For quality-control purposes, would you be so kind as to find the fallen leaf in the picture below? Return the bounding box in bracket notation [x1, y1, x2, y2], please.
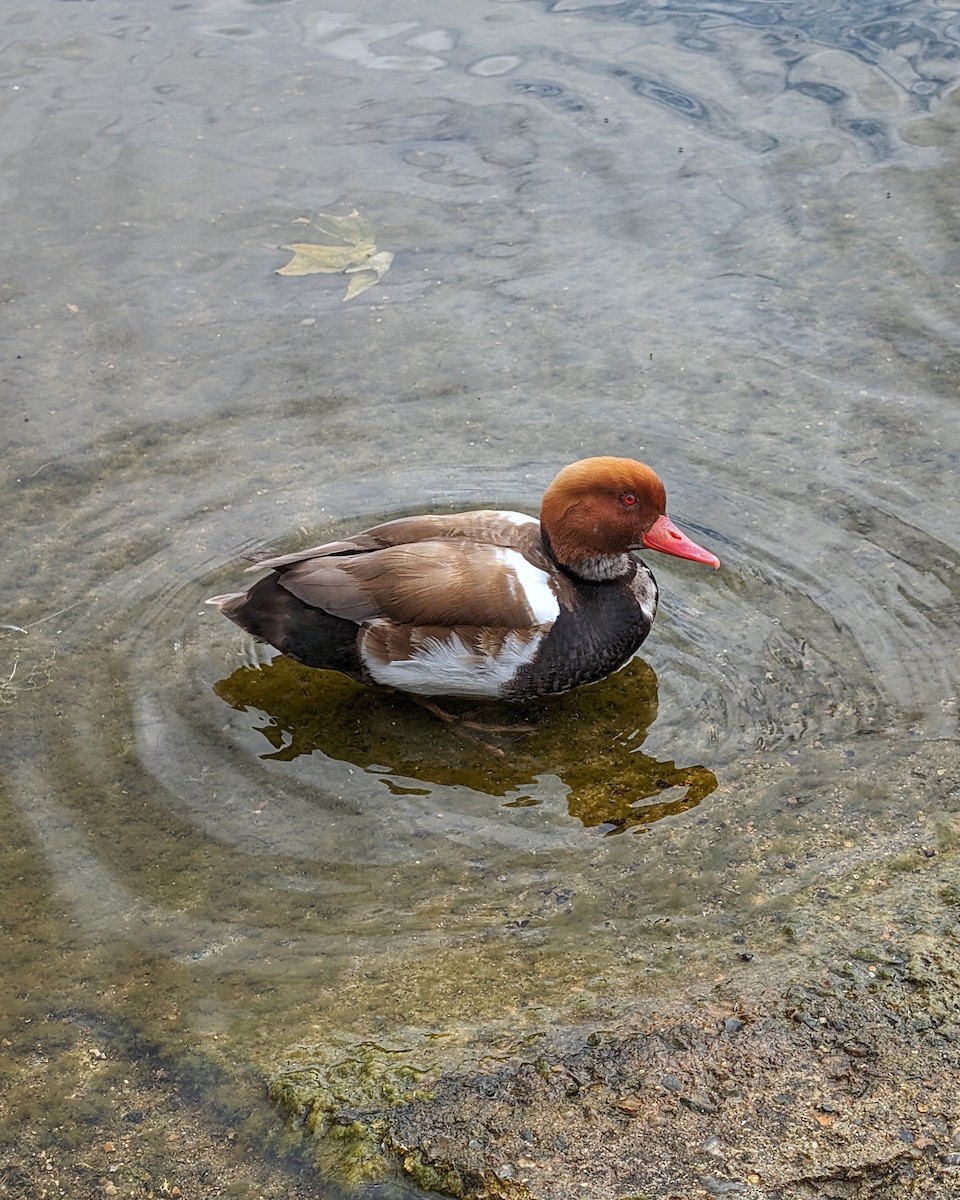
[276, 210, 392, 300]
[312, 209, 374, 247]
[276, 242, 366, 276]
[343, 250, 394, 300]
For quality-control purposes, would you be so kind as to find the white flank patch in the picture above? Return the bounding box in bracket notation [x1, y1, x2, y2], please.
[364, 629, 546, 697]
[632, 564, 659, 627]
[493, 547, 560, 624]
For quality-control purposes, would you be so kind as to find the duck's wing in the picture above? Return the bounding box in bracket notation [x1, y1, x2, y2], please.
[271, 539, 562, 630]
[248, 511, 546, 571]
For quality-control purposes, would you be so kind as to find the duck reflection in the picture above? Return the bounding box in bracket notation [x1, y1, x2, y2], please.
[213, 657, 716, 835]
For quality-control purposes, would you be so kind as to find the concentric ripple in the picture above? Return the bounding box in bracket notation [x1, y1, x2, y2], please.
[6, 416, 957, 905]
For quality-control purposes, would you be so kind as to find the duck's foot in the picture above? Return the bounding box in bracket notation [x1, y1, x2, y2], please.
[459, 712, 536, 734]
[406, 696, 516, 758]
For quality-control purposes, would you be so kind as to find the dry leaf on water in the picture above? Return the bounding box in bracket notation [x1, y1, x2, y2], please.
[276, 209, 393, 300]
[343, 250, 395, 300]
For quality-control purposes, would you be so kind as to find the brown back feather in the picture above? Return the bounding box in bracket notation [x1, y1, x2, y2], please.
[278, 540, 553, 629]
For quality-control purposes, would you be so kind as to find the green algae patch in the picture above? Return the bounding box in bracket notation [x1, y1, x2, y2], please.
[391, 1148, 483, 1199]
[268, 1038, 440, 1186]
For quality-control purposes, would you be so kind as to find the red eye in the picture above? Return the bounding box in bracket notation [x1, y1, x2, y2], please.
[622, 492, 638, 507]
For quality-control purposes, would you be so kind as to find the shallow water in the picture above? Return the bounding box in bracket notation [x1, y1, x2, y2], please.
[2, 0, 959, 1193]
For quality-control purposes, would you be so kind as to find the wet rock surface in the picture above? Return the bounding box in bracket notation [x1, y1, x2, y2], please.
[384, 949, 960, 1199]
[274, 934, 960, 1199]
[270, 747, 960, 1199]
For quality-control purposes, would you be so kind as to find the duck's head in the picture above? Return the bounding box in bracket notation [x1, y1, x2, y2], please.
[540, 456, 720, 578]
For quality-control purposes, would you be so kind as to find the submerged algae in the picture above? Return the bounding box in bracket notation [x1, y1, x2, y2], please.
[268, 1041, 440, 1188]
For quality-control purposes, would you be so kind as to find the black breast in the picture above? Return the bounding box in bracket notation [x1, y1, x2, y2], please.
[504, 568, 656, 699]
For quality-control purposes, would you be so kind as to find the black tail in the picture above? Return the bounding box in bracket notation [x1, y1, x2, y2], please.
[208, 573, 363, 678]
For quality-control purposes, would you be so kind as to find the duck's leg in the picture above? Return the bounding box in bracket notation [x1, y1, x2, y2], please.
[459, 708, 537, 734]
[406, 695, 510, 758]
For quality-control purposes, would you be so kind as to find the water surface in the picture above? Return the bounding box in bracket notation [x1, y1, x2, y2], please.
[2, 0, 959, 1193]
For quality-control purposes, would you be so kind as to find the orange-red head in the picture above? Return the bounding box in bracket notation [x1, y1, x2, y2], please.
[540, 456, 719, 571]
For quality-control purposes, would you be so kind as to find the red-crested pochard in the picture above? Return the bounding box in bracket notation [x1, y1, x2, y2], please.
[208, 457, 719, 700]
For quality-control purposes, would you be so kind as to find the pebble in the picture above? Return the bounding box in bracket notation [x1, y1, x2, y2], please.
[702, 1176, 748, 1196]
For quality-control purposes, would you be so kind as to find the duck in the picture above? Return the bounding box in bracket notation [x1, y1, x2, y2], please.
[207, 457, 719, 701]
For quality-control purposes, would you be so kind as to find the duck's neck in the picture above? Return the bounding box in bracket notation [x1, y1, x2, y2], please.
[541, 530, 636, 583]
[567, 552, 637, 582]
